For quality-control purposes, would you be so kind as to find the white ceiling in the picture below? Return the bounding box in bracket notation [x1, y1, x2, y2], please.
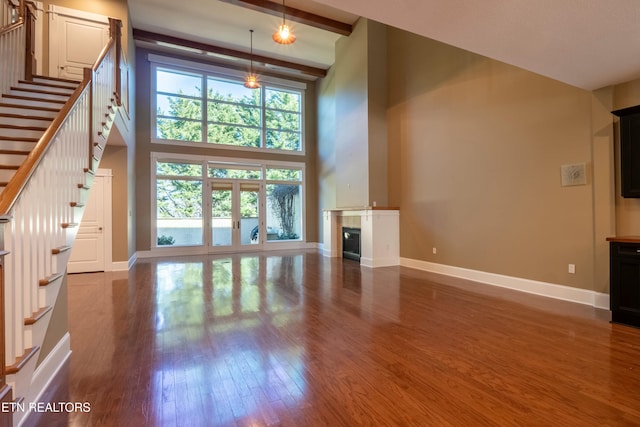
[129, 0, 640, 90]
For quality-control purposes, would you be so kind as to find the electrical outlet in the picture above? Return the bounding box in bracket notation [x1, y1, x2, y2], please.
[432, 247, 437, 254]
[568, 264, 576, 274]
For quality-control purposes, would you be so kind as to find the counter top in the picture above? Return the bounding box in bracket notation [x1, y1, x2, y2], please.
[606, 236, 640, 243]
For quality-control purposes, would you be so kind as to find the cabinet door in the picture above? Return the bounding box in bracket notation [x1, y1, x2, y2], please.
[610, 243, 640, 327]
[621, 113, 640, 198]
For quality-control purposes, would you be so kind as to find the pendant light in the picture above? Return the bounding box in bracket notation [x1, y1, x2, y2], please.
[244, 29, 260, 89]
[273, 0, 296, 45]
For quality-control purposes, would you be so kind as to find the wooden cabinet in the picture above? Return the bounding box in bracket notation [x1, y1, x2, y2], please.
[609, 240, 640, 328]
[612, 105, 640, 198]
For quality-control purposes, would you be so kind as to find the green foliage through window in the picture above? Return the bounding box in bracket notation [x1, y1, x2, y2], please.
[154, 67, 303, 151]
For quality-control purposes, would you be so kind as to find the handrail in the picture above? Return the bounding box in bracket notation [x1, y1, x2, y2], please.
[0, 17, 124, 215]
[0, 80, 90, 215]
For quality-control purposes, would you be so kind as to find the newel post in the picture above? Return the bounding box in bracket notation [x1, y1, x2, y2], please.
[22, 0, 36, 81]
[84, 67, 94, 171]
[109, 18, 123, 106]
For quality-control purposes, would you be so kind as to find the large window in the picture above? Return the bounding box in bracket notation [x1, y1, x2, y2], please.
[152, 154, 304, 249]
[153, 63, 304, 152]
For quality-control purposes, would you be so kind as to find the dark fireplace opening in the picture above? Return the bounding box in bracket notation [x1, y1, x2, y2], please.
[342, 227, 361, 262]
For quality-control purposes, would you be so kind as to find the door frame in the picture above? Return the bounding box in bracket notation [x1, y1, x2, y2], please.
[67, 168, 113, 272]
[47, 5, 109, 79]
[208, 178, 264, 253]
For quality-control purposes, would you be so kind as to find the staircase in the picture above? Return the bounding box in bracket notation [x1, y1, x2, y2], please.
[0, 2, 124, 425]
[0, 76, 78, 192]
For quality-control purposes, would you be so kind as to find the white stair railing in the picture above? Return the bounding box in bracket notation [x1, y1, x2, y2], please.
[4, 86, 91, 362]
[0, 0, 24, 96]
[0, 17, 122, 419]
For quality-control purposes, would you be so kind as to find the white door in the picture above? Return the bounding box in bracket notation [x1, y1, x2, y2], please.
[68, 176, 105, 273]
[48, 6, 109, 81]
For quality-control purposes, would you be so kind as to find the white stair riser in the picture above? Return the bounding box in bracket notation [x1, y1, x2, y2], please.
[0, 106, 58, 118]
[0, 98, 63, 110]
[0, 154, 28, 166]
[0, 169, 18, 181]
[40, 278, 64, 312]
[0, 140, 36, 151]
[0, 116, 51, 127]
[16, 82, 75, 96]
[0, 128, 42, 139]
[32, 78, 78, 90]
[8, 89, 69, 102]
[24, 311, 53, 349]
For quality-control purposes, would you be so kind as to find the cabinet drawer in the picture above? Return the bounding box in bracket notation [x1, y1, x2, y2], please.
[613, 243, 640, 257]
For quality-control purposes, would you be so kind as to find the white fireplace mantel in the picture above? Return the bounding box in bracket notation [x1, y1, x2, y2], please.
[322, 207, 400, 268]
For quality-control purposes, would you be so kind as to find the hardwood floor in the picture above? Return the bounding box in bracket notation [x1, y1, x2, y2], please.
[25, 250, 640, 426]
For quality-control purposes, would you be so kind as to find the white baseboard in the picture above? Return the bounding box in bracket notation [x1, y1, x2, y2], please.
[17, 333, 71, 427]
[136, 242, 320, 259]
[401, 258, 610, 309]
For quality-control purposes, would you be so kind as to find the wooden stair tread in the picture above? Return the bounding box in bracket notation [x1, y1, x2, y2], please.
[0, 103, 59, 112]
[39, 273, 64, 286]
[77, 183, 90, 190]
[0, 136, 38, 142]
[0, 113, 52, 120]
[6, 347, 40, 375]
[1, 94, 66, 104]
[51, 246, 72, 255]
[70, 202, 85, 208]
[0, 165, 19, 170]
[9, 87, 70, 97]
[32, 75, 79, 85]
[24, 306, 53, 326]
[0, 124, 47, 131]
[0, 250, 9, 257]
[0, 149, 31, 155]
[61, 222, 78, 229]
[18, 80, 75, 91]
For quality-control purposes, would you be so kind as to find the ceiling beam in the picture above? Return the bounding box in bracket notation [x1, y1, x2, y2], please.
[219, 0, 353, 36]
[133, 28, 327, 78]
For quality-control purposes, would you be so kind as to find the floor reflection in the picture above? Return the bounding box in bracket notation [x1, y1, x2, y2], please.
[24, 250, 640, 426]
[151, 254, 307, 425]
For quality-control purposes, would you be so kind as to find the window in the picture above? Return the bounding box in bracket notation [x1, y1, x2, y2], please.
[153, 64, 304, 152]
[152, 154, 304, 248]
[265, 167, 302, 241]
[156, 161, 203, 246]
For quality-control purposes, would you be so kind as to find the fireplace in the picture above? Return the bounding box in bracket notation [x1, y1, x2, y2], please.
[342, 227, 361, 262]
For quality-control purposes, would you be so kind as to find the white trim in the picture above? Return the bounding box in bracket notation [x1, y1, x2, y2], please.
[148, 53, 307, 90]
[127, 252, 138, 270]
[47, 5, 110, 23]
[135, 241, 318, 259]
[111, 261, 129, 271]
[148, 57, 306, 155]
[18, 333, 71, 427]
[401, 257, 610, 309]
[96, 169, 113, 272]
[47, 5, 109, 77]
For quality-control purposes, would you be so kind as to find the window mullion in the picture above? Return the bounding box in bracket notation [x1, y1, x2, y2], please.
[261, 87, 266, 149]
[202, 75, 208, 143]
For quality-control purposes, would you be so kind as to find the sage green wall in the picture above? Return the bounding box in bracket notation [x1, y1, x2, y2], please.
[134, 48, 319, 251]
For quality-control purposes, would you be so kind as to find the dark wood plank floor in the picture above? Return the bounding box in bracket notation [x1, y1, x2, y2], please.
[25, 250, 640, 426]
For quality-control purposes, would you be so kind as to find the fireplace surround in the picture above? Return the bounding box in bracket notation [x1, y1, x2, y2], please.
[322, 207, 399, 267]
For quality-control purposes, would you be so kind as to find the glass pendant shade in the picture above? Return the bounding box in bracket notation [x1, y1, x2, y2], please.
[244, 29, 260, 89]
[273, 0, 296, 45]
[273, 24, 296, 44]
